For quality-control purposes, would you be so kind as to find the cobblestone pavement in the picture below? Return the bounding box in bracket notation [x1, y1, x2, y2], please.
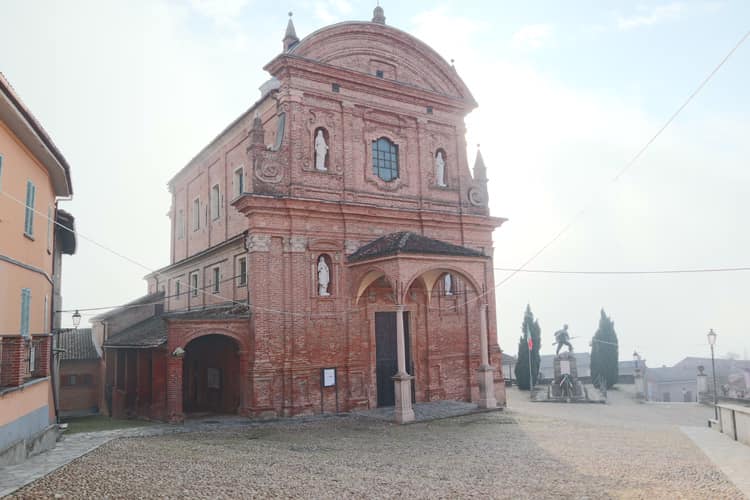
[353, 400, 494, 421]
[10, 394, 745, 499]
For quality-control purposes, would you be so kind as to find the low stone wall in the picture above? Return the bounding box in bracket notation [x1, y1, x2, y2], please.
[715, 403, 750, 446]
[0, 424, 61, 467]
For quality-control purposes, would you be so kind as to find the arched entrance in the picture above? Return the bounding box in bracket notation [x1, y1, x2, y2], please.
[183, 334, 240, 414]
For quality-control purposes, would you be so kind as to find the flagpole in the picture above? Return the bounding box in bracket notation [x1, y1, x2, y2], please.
[528, 331, 533, 398]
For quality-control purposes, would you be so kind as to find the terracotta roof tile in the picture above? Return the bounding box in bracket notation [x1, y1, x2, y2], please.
[58, 328, 100, 361]
[347, 231, 485, 263]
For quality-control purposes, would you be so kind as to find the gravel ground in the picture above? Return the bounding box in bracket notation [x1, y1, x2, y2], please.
[11, 389, 744, 499]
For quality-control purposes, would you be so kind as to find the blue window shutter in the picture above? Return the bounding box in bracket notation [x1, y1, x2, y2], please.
[24, 181, 31, 233]
[21, 288, 31, 337]
[29, 183, 36, 235]
[24, 181, 36, 236]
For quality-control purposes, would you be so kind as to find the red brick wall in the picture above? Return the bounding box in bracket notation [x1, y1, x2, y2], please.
[59, 360, 101, 415]
[143, 21, 506, 420]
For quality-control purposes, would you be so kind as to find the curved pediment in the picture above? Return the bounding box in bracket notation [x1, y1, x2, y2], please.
[289, 22, 475, 105]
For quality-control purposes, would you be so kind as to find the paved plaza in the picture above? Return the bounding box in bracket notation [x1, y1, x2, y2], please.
[5, 387, 748, 499]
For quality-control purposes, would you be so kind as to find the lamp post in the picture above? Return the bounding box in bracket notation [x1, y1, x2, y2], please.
[72, 310, 81, 330]
[707, 329, 718, 420]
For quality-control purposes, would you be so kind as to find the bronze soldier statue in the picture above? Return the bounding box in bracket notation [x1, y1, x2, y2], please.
[554, 324, 574, 355]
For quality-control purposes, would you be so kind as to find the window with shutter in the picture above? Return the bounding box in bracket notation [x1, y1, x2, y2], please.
[24, 181, 36, 236]
[20, 288, 31, 337]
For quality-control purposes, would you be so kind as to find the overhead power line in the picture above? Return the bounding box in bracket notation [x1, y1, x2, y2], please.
[493, 266, 750, 275]
[484, 27, 750, 297]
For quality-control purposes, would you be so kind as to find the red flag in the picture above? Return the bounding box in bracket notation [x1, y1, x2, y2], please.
[527, 336, 533, 350]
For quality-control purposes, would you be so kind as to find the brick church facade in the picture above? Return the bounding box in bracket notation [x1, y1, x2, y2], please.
[101, 7, 506, 423]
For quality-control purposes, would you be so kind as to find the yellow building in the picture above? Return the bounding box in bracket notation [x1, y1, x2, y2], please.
[0, 73, 76, 465]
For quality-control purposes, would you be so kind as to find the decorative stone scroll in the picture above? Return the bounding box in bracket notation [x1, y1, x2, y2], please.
[245, 234, 271, 253]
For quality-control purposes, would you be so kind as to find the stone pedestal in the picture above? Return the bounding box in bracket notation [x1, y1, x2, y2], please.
[550, 352, 584, 400]
[393, 372, 415, 423]
[477, 365, 497, 409]
[635, 369, 646, 399]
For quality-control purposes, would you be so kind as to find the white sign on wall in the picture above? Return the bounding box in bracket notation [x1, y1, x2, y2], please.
[322, 368, 336, 387]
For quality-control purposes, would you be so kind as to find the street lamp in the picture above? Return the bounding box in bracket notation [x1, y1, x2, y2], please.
[72, 310, 81, 330]
[707, 329, 718, 420]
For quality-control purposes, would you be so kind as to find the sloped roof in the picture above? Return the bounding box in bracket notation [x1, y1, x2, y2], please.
[103, 315, 166, 349]
[163, 303, 251, 321]
[92, 291, 164, 322]
[58, 328, 100, 361]
[348, 232, 485, 263]
[0, 72, 72, 196]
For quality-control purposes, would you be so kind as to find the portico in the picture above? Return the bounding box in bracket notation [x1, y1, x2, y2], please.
[349, 231, 500, 423]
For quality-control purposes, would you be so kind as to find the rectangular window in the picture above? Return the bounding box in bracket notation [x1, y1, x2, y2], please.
[29, 342, 36, 373]
[190, 272, 198, 297]
[177, 209, 185, 240]
[212, 267, 220, 293]
[211, 184, 220, 220]
[332, 83, 340, 93]
[24, 180, 36, 237]
[238, 257, 247, 286]
[192, 198, 200, 231]
[233, 167, 244, 198]
[20, 288, 31, 337]
[175, 279, 181, 298]
[69, 374, 77, 386]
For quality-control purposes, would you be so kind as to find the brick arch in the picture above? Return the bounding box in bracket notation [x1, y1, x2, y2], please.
[401, 265, 482, 305]
[181, 329, 248, 353]
[352, 265, 396, 304]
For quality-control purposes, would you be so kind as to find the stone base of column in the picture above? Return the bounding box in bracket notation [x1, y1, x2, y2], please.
[393, 372, 415, 424]
[477, 364, 497, 409]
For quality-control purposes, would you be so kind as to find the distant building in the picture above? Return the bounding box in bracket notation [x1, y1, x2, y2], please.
[57, 329, 102, 417]
[91, 292, 165, 419]
[0, 73, 76, 465]
[646, 357, 750, 402]
[502, 353, 516, 383]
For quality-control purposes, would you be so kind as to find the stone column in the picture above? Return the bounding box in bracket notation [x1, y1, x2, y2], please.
[477, 304, 497, 409]
[635, 368, 646, 400]
[166, 353, 184, 424]
[393, 305, 414, 424]
[238, 350, 251, 416]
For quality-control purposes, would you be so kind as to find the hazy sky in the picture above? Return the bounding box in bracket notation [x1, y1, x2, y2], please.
[1, 1, 748, 366]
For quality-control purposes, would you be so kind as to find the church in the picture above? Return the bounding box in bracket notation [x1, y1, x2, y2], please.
[98, 6, 507, 423]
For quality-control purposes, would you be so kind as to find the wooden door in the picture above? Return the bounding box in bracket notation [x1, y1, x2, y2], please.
[375, 311, 410, 407]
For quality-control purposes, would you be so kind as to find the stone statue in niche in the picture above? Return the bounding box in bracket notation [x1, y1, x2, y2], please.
[435, 151, 446, 187]
[444, 273, 452, 295]
[318, 256, 330, 296]
[315, 129, 328, 171]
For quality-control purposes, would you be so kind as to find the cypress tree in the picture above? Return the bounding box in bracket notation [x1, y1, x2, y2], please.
[514, 305, 542, 390]
[590, 309, 619, 389]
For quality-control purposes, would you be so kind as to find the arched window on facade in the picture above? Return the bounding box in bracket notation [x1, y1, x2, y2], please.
[317, 254, 333, 296]
[372, 137, 399, 182]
